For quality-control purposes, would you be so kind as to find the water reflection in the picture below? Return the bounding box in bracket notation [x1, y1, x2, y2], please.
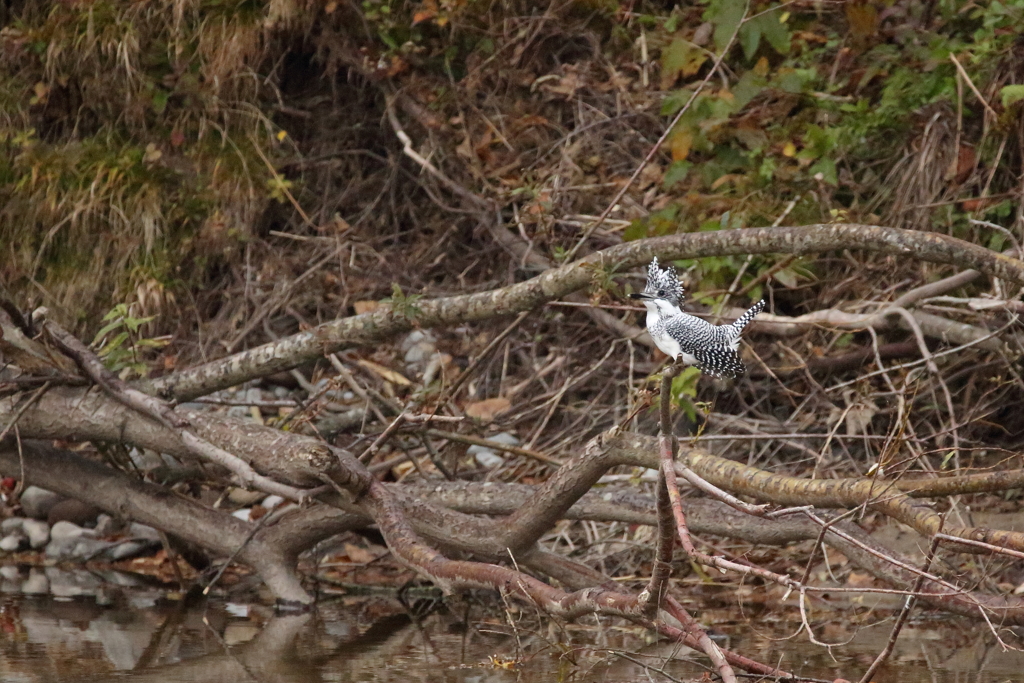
[0, 566, 1021, 682]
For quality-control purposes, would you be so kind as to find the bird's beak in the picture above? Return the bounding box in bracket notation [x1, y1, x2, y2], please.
[630, 292, 652, 300]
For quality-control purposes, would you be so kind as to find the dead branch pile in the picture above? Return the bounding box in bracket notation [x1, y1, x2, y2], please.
[3, 1, 1024, 679]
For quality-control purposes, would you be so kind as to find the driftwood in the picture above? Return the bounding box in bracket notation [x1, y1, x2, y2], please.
[2, 226, 1024, 679]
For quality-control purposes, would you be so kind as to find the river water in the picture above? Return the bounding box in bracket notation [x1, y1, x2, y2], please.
[0, 567, 1020, 682]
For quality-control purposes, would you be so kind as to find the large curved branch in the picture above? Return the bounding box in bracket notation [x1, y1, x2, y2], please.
[0, 386, 370, 494]
[0, 440, 331, 606]
[152, 225, 1024, 400]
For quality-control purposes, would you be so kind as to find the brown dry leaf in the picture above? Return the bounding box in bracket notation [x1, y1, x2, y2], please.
[669, 126, 692, 162]
[845, 571, 873, 588]
[353, 300, 379, 314]
[412, 0, 437, 24]
[356, 359, 411, 386]
[344, 542, 377, 564]
[465, 397, 511, 421]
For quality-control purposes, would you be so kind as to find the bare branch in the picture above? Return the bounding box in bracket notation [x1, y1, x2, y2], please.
[152, 225, 1024, 401]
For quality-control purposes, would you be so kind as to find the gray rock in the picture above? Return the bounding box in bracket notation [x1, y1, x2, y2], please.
[400, 330, 435, 353]
[46, 522, 103, 561]
[1, 517, 24, 534]
[22, 519, 49, 549]
[94, 514, 127, 536]
[49, 521, 90, 544]
[128, 447, 164, 470]
[0, 566, 21, 581]
[19, 486, 62, 520]
[226, 405, 250, 419]
[468, 432, 520, 469]
[402, 330, 438, 374]
[46, 537, 113, 562]
[471, 447, 503, 469]
[0, 532, 26, 552]
[487, 432, 521, 447]
[105, 539, 159, 561]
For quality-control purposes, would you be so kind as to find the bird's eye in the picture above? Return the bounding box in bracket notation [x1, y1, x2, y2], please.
[657, 289, 665, 296]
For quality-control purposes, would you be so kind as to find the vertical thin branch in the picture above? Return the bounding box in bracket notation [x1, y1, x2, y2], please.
[857, 524, 943, 683]
[640, 472, 675, 617]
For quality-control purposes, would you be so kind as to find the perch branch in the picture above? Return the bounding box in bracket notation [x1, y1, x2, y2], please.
[152, 225, 1024, 401]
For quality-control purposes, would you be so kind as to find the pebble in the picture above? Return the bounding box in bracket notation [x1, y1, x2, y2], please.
[23, 519, 50, 549]
[19, 487, 62, 520]
[126, 523, 161, 542]
[46, 522, 104, 562]
[402, 330, 438, 374]
[47, 499, 102, 527]
[227, 488, 265, 506]
[49, 521, 91, 544]
[232, 508, 253, 522]
[0, 532, 26, 552]
[106, 539, 158, 562]
[95, 514, 126, 536]
[226, 405, 250, 419]
[468, 432, 520, 469]
[128, 447, 164, 470]
[1, 517, 24, 534]
[261, 495, 285, 510]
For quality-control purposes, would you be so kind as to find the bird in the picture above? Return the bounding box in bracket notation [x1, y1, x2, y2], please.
[630, 257, 764, 378]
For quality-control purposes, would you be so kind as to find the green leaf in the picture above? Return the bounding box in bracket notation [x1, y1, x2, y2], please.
[809, 157, 837, 185]
[661, 39, 707, 89]
[1000, 84, 1024, 107]
[705, 0, 746, 53]
[623, 220, 648, 242]
[758, 9, 791, 55]
[99, 331, 130, 357]
[152, 90, 169, 114]
[92, 319, 124, 345]
[739, 21, 761, 61]
[102, 304, 128, 322]
[663, 160, 692, 189]
[124, 315, 155, 333]
[671, 366, 702, 400]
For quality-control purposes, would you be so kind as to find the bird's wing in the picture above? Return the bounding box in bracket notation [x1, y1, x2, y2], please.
[662, 314, 716, 354]
[693, 346, 746, 379]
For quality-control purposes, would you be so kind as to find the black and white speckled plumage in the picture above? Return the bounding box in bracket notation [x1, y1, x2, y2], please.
[633, 259, 764, 378]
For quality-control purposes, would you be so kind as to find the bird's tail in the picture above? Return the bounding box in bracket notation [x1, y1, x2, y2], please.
[729, 299, 765, 338]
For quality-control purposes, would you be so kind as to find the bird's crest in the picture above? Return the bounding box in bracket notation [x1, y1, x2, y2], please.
[643, 257, 685, 305]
